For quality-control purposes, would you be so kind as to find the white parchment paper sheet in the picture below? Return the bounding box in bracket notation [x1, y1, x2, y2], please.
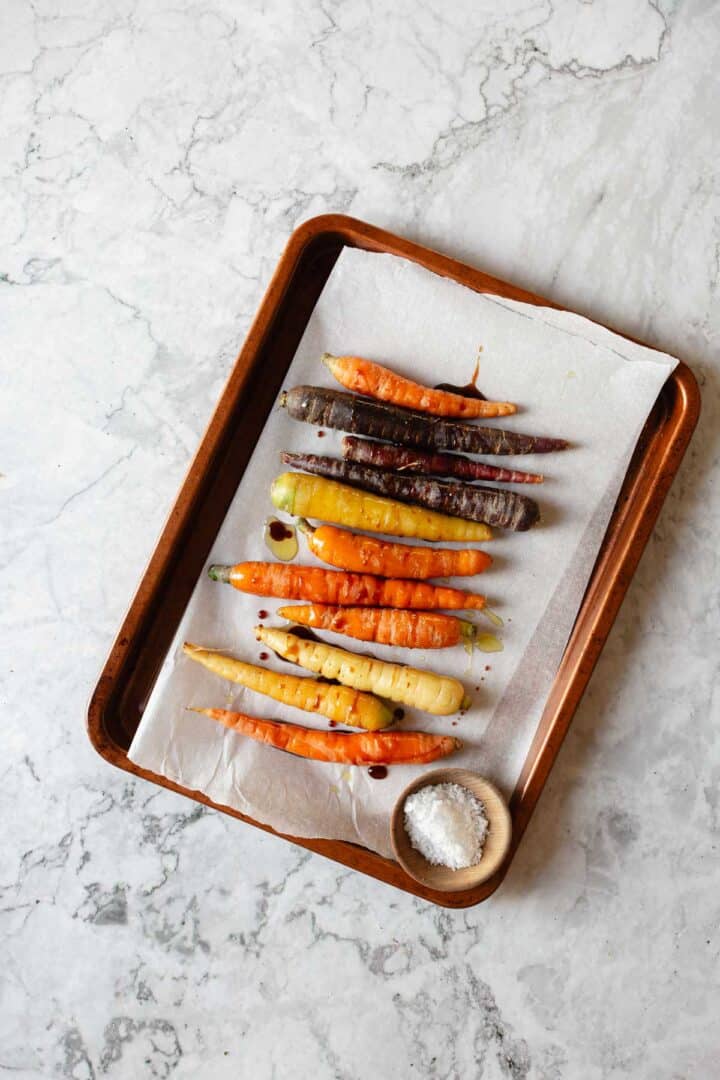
[129, 248, 677, 858]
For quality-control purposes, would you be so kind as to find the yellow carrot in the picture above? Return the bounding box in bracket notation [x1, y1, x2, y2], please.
[271, 472, 492, 542]
[182, 643, 392, 730]
[255, 627, 467, 716]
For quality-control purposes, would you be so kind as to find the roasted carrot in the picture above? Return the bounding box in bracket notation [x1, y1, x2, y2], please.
[182, 642, 393, 730]
[271, 472, 492, 542]
[297, 520, 491, 578]
[342, 437, 544, 484]
[256, 626, 466, 715]
[282, 453, 540, 531]
[280, 603, 476, 649]
[208, 562, 487, 610]
[321, 352, 517, 418]
[191, 708, 461, 764]
[280, 386, 567, 455]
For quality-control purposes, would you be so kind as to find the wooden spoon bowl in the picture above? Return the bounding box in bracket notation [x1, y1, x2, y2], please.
[390, 769, 512, 893]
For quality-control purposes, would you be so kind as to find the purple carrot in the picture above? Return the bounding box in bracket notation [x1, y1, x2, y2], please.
[342, 436, 544, 484]
[280, 385, 567, 455]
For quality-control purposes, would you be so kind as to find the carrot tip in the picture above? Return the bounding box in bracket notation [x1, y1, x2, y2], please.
[208, 564, 231, 583]
[320, 352, 335, 366]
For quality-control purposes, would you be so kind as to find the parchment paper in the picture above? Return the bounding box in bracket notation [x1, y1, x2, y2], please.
[128, 248, 677, 858]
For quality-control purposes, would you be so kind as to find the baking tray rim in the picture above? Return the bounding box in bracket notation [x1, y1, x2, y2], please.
[86, 213, 700, 909]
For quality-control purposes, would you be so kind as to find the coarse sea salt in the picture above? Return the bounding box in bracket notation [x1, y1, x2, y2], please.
[403, 782, 488, 869]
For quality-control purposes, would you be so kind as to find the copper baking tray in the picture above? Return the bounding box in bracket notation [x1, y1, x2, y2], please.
[87, 214, 700, 908]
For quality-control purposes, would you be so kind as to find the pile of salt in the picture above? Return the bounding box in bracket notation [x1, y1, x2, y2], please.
[403, 782, 488, 870]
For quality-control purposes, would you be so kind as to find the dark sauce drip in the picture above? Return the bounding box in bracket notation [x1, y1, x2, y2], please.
[368, 765, 388, 780]
[268, 520, 294, 542]
[259, 651, 269, 661]
[317, 430, 326, 438]
[435, 380, 487, 400]
[393, 708, 405, 723]
[288, 625, 322, 643]
[258, 609, 269, 620]
[434, 358, 486, 400]
[328, 720, 337, 728]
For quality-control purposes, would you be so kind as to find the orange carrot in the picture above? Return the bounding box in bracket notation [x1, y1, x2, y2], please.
[279, 604, 476, 649]
[209, 562, 487, 610]
[298, 520, 491, 578]
[322, 352, 517, 418]
[191, 707, 461, 764]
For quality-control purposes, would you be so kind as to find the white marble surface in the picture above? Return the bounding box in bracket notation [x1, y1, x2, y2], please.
[2, 0, 718, 1076]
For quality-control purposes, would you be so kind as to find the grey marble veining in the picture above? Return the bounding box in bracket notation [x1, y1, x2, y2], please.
[2, 1, 719, 1077]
